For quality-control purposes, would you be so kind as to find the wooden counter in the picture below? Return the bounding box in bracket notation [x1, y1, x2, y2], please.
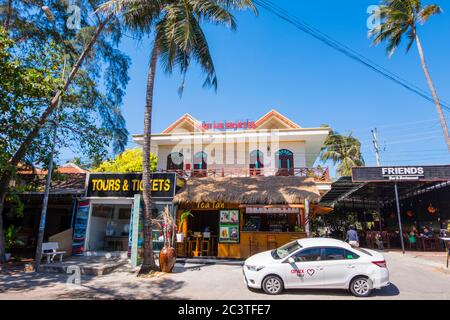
[218, 231, 306, 259]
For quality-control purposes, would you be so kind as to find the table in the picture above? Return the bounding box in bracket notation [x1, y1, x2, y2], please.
[419, 236, 441, 251]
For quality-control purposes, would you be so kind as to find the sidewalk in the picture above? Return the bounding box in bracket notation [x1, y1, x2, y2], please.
[386, 250, 449, 273]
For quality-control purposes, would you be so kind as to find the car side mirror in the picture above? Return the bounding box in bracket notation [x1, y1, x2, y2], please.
[288, 257, 295, 264]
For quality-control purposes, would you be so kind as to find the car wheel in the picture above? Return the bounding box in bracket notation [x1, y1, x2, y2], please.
[350, 276, 372, 297]
[262, 275, 284, 295]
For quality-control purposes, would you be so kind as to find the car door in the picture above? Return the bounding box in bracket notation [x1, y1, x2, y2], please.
[320, 247, 360, 288]
[281, 247, 325, 289]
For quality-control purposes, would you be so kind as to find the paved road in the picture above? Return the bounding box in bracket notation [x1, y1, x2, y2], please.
[0, 252, 449, 300]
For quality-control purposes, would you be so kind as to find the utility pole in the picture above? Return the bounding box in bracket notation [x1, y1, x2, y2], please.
[371, 128, 382, 166]
[34, 85, 65, 271]
[34, 40, 67, 271]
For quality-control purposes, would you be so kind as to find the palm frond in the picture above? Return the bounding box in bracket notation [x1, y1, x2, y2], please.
[417, 4, 442, 25]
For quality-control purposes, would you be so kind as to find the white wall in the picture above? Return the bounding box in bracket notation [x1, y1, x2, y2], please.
[154, 140, 307, 173]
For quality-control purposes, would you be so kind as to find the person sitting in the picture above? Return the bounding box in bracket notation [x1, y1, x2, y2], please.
[375, 233, 384, 250]
[421, 227, 433, 239]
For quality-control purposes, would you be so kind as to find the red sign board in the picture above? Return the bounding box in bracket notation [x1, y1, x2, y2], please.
[198, 120, 257, 131]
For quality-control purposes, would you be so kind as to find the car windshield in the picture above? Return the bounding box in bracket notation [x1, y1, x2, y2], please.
[271, 241, 302, 260]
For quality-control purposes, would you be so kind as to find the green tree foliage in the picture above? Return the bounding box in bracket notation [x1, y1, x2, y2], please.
[94, 148, 158, 173]
[310, 212, 359, 239]
[0, 0, 130, 156]
[0, 27, 115, 175]
[320, 129, 365, 177]
[0, 30, 57, 174]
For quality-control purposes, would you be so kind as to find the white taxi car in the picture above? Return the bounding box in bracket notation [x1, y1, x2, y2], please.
[243, 238, 389, 297]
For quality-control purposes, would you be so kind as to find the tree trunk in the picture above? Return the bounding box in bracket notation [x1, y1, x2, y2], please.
[415, 33, 450, 151]
[138, 40, 159, 275]
[0, 14, 113, 264]
[0, 176, 7, 264]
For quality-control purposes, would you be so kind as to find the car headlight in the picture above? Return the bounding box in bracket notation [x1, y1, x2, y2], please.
[246, 265, 265, 272]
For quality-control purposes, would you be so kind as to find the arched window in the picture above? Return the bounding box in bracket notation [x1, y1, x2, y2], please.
[249, 150, 264, 176]
[167, 152, 184, 171]
[193, 151, 207, 176]
[276, 149, 294, 176]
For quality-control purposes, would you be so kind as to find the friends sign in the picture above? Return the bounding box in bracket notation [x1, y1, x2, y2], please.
[352, 165, 450, 182]
[86, 172, 177, 200]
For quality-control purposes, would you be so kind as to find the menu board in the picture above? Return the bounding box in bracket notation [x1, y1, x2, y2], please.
[219, 210, 240, 244]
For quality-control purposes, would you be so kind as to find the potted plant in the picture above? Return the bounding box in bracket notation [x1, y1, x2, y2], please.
[176, 211, 193, 242]
[5, 225, 24, 262]
[159, 206, 177, 273]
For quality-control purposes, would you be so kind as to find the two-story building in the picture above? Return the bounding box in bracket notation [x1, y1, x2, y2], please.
[132, 110, 333, 259]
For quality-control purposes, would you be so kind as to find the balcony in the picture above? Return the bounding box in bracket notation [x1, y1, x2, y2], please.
[164, 167, 330, 182]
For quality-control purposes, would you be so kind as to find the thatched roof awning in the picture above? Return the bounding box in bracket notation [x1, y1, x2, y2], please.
[173, 176, 320, 205]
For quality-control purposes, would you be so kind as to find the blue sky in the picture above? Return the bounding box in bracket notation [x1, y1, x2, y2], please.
[105, 1, 450, 176]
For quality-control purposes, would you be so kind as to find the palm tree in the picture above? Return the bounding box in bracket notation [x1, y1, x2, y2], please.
[369, 0, 450, 151]
[320, 131, 365, 177]
[99, 0, 256, 274]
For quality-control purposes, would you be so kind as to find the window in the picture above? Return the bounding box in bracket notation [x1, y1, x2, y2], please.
[345, 250, 359, 260]
[91, 205, 114, 219]
[167, 152, 184, 171]
[194, 151, 207, 170]
[292, 247, 322, 262]
[352, 247, 372, 256]
[272, 240, 302, 260]
[323, 247, 345, 260]
[276, 149, 294, 175]
[323, 247, 360, 260]
[249, 150, 264, 175]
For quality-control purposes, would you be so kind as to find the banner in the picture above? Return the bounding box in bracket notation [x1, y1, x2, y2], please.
[72, 201, 90, 255]
[219, 210, 240, 244]
[129, 194, 144, 267]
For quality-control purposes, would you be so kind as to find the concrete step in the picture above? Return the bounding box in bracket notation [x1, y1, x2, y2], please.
[39, 258, 129, 276]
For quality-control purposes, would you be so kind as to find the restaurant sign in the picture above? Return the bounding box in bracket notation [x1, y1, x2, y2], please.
[352, 165, 450, 182]
[197, 120, 256, 131]
[86, 172, 177, 200]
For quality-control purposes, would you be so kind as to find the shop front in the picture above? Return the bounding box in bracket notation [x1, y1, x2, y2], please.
[72, 172, 181, 256]
[319, 165, 450, 252]
[173, 176, 321, 259]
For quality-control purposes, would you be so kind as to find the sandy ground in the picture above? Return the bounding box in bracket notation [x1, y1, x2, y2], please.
[0, 251, 449, 300]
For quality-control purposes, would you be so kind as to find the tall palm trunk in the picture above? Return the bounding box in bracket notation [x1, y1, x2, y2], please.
[0, 14, 112, 264]
[415, 33, 450, 151]
[139, 40, 159, 275]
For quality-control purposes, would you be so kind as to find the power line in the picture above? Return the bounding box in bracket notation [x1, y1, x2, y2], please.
[253, 0, 450, 113]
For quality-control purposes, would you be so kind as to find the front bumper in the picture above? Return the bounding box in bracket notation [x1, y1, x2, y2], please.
[243, 266, 263, 289]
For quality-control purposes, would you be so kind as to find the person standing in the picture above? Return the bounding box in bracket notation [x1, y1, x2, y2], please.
[346, 225, 360, 247]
